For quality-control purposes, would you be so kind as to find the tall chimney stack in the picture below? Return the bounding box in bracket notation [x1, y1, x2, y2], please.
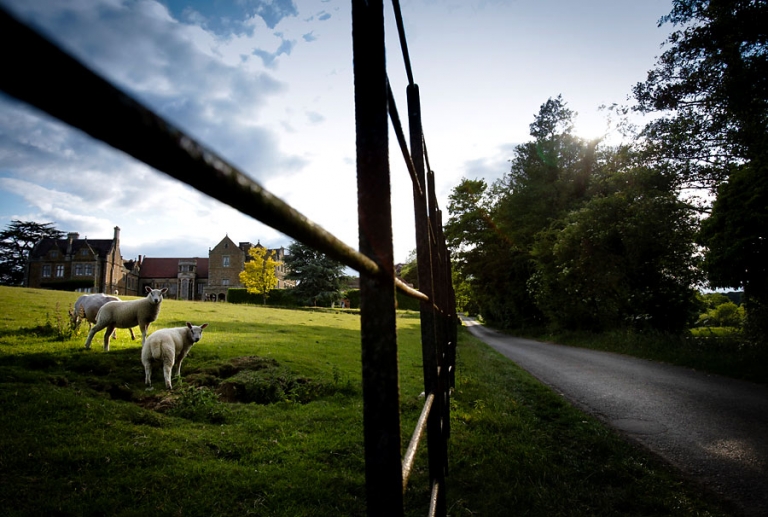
[66, 232, 79, 255]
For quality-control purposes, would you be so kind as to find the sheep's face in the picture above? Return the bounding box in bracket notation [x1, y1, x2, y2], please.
[144, 287, 168, 305]
[186, 322, 209, 343]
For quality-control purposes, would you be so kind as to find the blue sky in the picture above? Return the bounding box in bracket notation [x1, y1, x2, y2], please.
[0, 0, 673, 264]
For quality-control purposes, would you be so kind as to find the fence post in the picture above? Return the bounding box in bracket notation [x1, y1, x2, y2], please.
[407, 84, 447, 514]
[352, 1, 404, 516]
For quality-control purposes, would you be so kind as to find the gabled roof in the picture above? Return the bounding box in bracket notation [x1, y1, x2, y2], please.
[211, 235, 239, 253]
[140, 257, 209, 279]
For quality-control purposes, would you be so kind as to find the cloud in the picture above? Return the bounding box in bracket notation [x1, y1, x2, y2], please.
[161, 0, 299, 35]
[252, 36, 296, 68]
[461, 142, 518, 184]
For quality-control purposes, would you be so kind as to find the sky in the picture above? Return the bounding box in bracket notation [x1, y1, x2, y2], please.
[0, 0, 675, 266]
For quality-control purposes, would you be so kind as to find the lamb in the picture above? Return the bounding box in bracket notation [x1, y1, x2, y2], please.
[142, 322, 208, 390]
[69, 293, 136, 341]
[83, 286, 168, 351]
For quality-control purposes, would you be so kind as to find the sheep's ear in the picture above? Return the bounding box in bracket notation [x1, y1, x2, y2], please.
[145, 286, 151, 293]
[160, 288, 168, 294]
[201, 323, 208, 329]
[186, 322, 192, 329]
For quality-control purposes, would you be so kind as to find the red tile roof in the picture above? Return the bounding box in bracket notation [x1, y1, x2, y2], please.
[140, 258, 209, 279]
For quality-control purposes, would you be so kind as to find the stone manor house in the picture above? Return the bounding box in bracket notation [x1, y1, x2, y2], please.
[25, 228, 293, 302]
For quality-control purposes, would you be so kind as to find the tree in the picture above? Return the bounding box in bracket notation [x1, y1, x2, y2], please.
[284, 241, 345, 307]
[445, 177, 537, 327]
[633, 0, 768, 338]
[698, 164, 768, 338]
[238, 246, 281, 305]
[529, 163, 702, 333]
[0, 220, 64, 286]
[447, 96, 701, 332]
[633, 0, 768, 190]
[398, 249, 419, 288]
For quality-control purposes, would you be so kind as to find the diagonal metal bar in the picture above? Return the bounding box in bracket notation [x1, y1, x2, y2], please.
[401, 392, 434, 492]
[391, 0, 415, 85]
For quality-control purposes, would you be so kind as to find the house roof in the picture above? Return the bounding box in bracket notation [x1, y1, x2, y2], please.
[30, 238, 114, 259]
[140, 257, 209, 279]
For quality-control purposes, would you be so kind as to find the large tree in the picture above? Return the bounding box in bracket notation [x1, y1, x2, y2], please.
[0, 220, 64, 286]
[239, 246, 281, 305]
[446, 96, 701, 332]
[633, 0, 768, 337]
[284, 241, 345, 307]
[530, 163, 702, 332]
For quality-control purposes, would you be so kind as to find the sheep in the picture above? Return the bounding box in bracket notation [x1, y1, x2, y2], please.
[69, 293, 136, 341]
[83, 286, 168, 351]
[142, 322, 208, 390]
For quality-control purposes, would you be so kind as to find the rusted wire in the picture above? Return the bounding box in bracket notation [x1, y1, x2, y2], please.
[401, 392, 434, 492]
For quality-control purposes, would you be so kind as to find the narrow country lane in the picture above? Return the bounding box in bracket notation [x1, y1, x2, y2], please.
[461, 317, 768, 517]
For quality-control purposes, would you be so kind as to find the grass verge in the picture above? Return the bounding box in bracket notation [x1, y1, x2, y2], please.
[521, 327, 768, 384]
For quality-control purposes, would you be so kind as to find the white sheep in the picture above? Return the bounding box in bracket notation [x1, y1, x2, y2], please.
[83, 286, 168, 351]
[142, 322, 208, 390]
[69, 293, 136, 341]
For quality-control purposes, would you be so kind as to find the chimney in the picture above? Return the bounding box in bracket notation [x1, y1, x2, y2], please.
[113, 226, 121, 243]
[66, 232, 79, 255]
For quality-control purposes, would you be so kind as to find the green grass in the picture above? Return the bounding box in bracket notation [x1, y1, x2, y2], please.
[0, 287, 733, 516]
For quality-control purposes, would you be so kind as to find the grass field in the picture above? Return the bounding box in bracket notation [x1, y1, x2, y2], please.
[0, 286, 734, 516]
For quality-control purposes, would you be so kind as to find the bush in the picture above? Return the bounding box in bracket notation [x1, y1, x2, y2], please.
[227, 288, 299, 307]
[343, 289, 420, 311]
[167, 385, 228, 423]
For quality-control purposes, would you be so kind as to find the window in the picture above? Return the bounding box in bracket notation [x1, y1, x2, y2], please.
[55, 264, 65, 278]
[74, 264, 83, 276]
[50, 250, 58, 258]
[222, 255, 230, 267]
[222, 279, 230, 286]
[84, 264, 93, 276]
[42, 264, 51, 278]
[81, 249, 89, 256]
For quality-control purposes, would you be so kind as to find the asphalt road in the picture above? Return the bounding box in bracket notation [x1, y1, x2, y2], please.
[462, 317, 768, 517]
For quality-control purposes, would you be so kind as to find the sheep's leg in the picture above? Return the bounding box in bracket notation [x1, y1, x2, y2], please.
[129, 328, 136, 341]
[162, 344, 174, 389]
[103, 324, 116, 352]
[141, 343, 152, 386]
[162, 360, 174, 390]
[174, 350, 189, 380]
[140, 324, 150, 347]
[84, 321, 108, 350]
[143, 360, 152, 386]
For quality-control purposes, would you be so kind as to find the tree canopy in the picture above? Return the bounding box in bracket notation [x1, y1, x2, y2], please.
[238, 246, 281, 305]
[0, 220, 64, 286]
[446, 97, 701, 332]
[284, 241, 345, 307]
[633, 0, 768, 190]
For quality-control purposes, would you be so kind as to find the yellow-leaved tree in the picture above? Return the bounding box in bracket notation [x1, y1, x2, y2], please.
[239, 246, 281, 305]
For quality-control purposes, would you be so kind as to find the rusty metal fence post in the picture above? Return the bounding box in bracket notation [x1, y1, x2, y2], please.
[352, 1, 404, 516]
